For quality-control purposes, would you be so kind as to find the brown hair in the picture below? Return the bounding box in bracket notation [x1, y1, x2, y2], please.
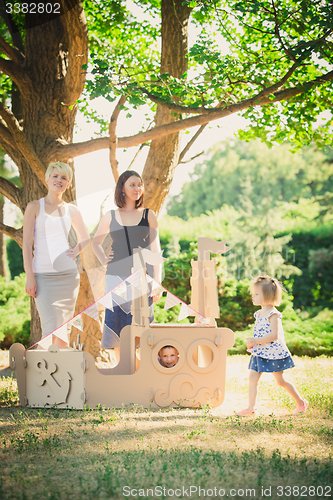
[251, 276, 284, 306]
[158, 345, 179, 357]
[114, 170, 144, 208]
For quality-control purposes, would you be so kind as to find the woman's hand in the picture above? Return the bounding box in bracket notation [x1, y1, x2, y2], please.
[25, 276, 37, 298]
[152, 291, 163, 303]
[105, 248, 114, 264]
[66, 248, 77, 261]
[92, 211, 112, 266]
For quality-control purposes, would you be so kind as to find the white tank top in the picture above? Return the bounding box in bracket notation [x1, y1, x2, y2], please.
[33, 198, 77, 273]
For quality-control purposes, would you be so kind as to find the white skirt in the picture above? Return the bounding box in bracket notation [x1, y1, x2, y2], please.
[34, 270, 80, 336]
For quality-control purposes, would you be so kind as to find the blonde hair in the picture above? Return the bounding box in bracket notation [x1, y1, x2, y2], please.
[45, 162, 73, 184]
[251, 276, 284, 306]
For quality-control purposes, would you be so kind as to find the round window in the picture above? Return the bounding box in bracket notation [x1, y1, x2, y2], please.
[187, 340, 220, 373]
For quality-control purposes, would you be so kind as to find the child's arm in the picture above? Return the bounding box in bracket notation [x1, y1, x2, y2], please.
[247, 314, 279, 348]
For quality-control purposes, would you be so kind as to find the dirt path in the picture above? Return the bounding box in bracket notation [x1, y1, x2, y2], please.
[0, 351, 12, 378]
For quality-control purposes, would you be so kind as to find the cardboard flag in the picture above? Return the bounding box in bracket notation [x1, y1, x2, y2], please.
[83, 302, 100, 322]
[178, 302, 192, 322]
[113, 280, 127, 300]
[52, 324, 69, 343]
[197, 314, 210, 326]
[188, 306, 196, 317]
[151, 283, 164, 297]
[37, 334, 53, 349]
[126, 271, 141, 289]
[164, 291, 181, 310]
[97, 292, 113, 311]
[69, 314, 83, 331]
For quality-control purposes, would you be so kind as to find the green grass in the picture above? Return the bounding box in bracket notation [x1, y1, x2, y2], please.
[0, 356, 332, 500]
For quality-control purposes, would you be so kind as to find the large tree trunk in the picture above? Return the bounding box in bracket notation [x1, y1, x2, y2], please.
[13, 6, 88, 345]
[0, 196, 8, 277]
[143, 0, 191, 214]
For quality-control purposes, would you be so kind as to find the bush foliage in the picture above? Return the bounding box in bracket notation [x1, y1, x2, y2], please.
[158, 225, 333, 357]
[2, 216, 332, 356]
[0, 274, 30, 347]
[283, 226, 333, 310]
[6, 239, 24, 279]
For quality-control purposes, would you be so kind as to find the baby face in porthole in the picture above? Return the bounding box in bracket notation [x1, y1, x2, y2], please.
[158, 346, 179, 368]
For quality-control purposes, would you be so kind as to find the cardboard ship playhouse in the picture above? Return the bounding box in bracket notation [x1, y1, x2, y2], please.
[9, 237, 235, 409]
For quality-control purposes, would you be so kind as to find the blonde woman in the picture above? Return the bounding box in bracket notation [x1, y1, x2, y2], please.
[23, 162, 89, 341]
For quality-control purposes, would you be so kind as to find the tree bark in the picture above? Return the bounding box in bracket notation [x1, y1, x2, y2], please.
[1, 1, 332, 352]
[0, 196, 8, 278]
[30, 296, 42, 346]
[143, 0, 192, 214]
[0, 4, 89, 345]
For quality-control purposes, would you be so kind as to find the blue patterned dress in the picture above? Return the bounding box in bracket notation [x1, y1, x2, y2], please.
[248, 308, 295, 372]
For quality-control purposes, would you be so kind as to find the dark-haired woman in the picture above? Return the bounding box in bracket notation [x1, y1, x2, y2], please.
[92, 170, 161, 363]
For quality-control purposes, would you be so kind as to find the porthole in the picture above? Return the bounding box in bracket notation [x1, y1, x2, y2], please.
[187, 339, 220, 374]
[152, 339, 184, 373]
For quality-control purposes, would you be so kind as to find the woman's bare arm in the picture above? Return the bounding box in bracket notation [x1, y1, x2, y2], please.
[92, 211, 112, 266]
[23, 201, 39, 297]
[68, 205, 90, 259]
[148, 209, 162, 283]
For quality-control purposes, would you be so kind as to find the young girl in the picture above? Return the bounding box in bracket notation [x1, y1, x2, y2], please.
[236, 276, 308, 416]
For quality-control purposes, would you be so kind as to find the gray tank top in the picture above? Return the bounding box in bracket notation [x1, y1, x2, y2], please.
[106, 208, 153, 277]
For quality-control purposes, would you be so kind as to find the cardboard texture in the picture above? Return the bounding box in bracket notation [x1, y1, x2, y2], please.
[10, 238, 235, 409]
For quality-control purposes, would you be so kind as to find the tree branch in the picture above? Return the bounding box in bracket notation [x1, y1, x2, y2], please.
[0, 0, 24, 53]
[109, 95, 126, 183]
[0, 175, 21, 206]
[178, 124, 207, 163]
[0, 57, 31, 94]
[0, 34, 24, 64]
[271, 0, 296, 62]
[268, 69, 333, 102]
[138, 87, 215, 114]
[0, 118, 16, 150]
[127, 143, 149, 170]
[179, 151, 204, 164]
[61, 0, 88, 101]
[0, 222, 22, 247]
[0, 103, 47, 184]
[253, 61, 301, 101]
[50, 69, 333, 159]
[135, 59, 301, 116]
[0, 120, 25, 168]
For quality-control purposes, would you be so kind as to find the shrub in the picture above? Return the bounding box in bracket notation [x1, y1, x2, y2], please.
[0, 274, 30, 347]
[154, 296, 190, 325]
[281, 225, 333, 310]
[6, 239, 24, 279]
